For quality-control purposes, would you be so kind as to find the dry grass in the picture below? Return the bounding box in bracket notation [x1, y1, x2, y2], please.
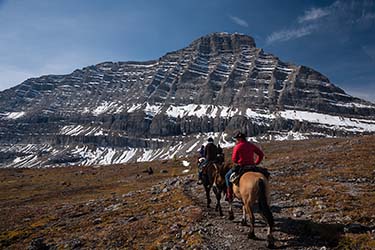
[1, 135, 374, 249]
[0, 160, 201, 249]
[260, 135, 375, 248]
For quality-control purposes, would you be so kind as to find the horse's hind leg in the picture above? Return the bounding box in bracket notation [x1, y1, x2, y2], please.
[244, 202, 256, 239]
[228, 201, 234, 220]
[213, 186, 219, 212]
[216, 188, 223, 216]
[258, 180, 275, 248]
[205, 186, 211, 208]
[214, 187, 223, 216]
[241, 205, 247, 226]
[260, 205, 274, 248]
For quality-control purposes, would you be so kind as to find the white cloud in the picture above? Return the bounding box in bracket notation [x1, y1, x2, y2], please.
[266, 0, 375, 44]
[266, 25, 316, 44]
[329, 0, 375, 26]
[357, 12, 375, 24]
[266, 5, 330, 44]
[229, 15, 249, 27]
[298, 7, 330, 23]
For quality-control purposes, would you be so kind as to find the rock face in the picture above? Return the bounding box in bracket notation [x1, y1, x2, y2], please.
[1, 32, 375, 167]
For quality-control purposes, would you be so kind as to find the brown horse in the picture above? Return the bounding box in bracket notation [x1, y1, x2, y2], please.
[199, 158, 227, 216]
[228, 171, 275, 248]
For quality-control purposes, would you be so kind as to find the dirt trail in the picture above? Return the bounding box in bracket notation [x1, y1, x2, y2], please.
[184, 180, 332, 250]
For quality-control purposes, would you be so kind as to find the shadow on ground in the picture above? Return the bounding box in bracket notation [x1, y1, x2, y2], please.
[274, 217, 372, 249]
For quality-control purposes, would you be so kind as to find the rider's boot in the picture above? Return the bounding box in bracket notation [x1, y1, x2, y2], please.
[225, 186, 233, 202]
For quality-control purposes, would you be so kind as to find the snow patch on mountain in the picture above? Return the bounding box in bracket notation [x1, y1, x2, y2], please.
[144, 103, 163, 117]
[60, 125, 109, 136]
[2, 111, 26, 120]
[92, 101, 121, 115]
[278, 110, 375, 132]
[125, 102, 375, 132]
[331, 102, 375, 109]
[127, 103, 142, 113]
[165, 104, 247, 118]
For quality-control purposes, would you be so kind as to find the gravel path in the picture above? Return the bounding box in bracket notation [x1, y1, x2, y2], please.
[183, 180, 331, 250]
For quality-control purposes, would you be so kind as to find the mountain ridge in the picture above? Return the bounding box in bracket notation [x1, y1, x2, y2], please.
[1, 32, 375, 167]
[1, 32, 374, 116]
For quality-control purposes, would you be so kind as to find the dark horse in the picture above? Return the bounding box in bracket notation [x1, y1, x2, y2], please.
[198, 158, 228, 216]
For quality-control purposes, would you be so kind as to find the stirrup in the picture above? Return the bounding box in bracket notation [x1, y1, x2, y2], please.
[229, 172, 239, 183]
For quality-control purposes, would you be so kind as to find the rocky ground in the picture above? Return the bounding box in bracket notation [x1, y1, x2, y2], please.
[1, 135, 375, 249]
[190, 135, 375, 250]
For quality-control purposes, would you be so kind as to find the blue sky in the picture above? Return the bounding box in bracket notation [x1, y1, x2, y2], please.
[1, 0, 375, 101]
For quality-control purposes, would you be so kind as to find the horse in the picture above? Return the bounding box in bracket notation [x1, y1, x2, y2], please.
[198, 158, 227, 216]
[228, 171, 275, 248]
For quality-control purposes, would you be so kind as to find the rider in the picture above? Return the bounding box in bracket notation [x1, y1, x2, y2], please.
[204, 137, 218, 164]
[225, 131, 264, 202]
[198, 137, 218, 184]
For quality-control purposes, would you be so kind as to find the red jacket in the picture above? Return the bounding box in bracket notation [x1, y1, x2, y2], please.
[232, 140, 264, 166]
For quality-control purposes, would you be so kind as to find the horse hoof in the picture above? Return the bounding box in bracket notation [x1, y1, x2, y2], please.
[266, 241, 275, 249]
[248, 232, 256, 240]
[267, 236, 275, 249]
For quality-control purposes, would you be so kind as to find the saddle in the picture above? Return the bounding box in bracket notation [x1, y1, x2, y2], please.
[199, 157, 221, 171]
[229, 165, 270, 186]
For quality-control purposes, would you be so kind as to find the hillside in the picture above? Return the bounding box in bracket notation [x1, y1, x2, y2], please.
[1, 135, 374, 249]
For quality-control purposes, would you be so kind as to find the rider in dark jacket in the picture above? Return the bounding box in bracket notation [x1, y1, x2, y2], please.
[198, 137, 218, 184]
[205, 138, 218, 161]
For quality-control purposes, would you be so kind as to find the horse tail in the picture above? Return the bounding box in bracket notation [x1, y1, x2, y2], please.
[258, 178, 274, 228]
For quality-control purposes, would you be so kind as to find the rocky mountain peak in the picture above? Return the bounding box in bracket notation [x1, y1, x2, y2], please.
[0, 32, 375, 168]
[190, 32, 256, 54]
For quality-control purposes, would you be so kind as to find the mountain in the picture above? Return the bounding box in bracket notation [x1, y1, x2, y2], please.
[1, 32, 375, 167]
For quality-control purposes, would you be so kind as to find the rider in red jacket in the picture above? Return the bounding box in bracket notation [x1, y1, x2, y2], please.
[232, 138, 264, 166]
[225, 132, 264, 201]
